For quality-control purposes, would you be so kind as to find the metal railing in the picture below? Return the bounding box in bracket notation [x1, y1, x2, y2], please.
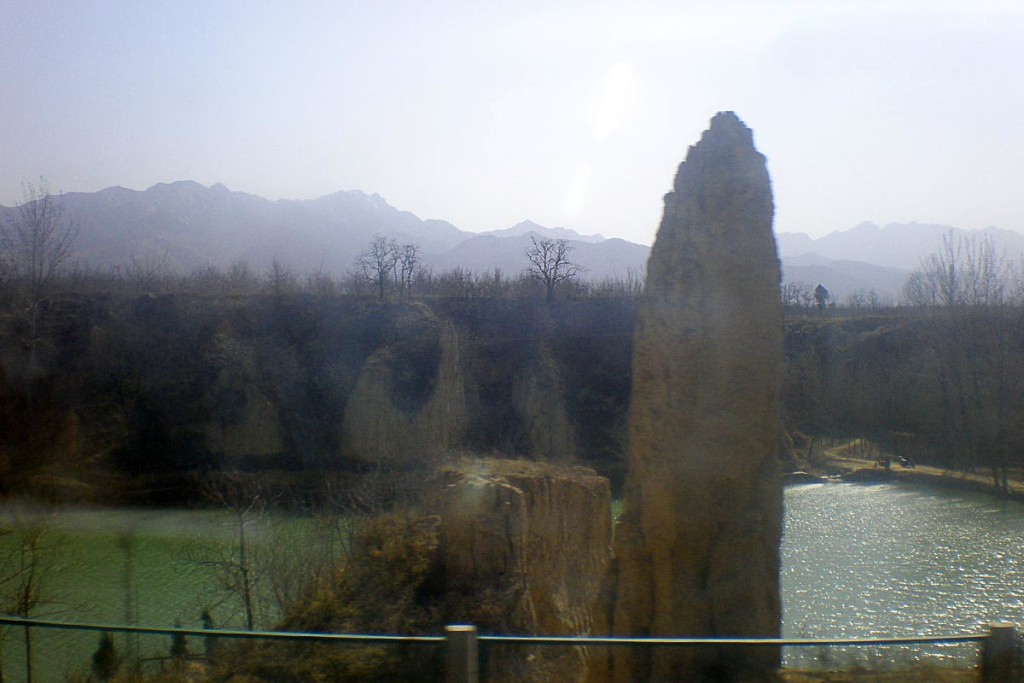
[0, 615, 1018, 683]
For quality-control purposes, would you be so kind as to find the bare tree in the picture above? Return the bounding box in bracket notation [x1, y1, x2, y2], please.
[845, 288, 883, 310]
[356, 236, 400, 301]
[190, 471, 362, 634]
[397, 242, 419, 300]
[903, 231, 1013, 307]
[780, 281, 815, 312]
[124, 251, 174, 294]
[266, 259, 298, 296]
[432, 266, 475, 298]
[196, 470, 267, 631]
[0, 515, 57, 683]
[624, 265, 645, 299]
[356, 237, 420, 301]
[306, 265, 339, 295]
[927, 233, 963, 307]
[525, 236, 580, 302]
[0, 178, 77, 365]
[901, 270, 939, 307]
[227, 260, 259, 295]
[901, 232, 1020, 491]
[961, 234, 1012, 306]
[477, 267, 509, 298]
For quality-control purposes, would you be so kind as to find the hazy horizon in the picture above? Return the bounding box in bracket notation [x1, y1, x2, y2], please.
[3, 1, 1022, 243]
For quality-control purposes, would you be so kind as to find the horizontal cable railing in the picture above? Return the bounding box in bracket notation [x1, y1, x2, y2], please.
[0, 615, 988, 646]
[0, 615, 1016, 683]
[477, 633, 988, 647]
[0, 614, 443, 643]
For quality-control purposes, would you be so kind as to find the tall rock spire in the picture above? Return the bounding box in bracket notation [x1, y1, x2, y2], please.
[607, 111, 783, 682]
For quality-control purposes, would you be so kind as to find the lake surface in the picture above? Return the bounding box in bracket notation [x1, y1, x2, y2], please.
[4, 482, 1024, 679]
[0, 505, 341, 682]
[782, 482, 1024, 669]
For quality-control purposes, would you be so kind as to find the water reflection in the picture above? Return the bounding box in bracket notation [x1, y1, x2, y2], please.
[782, 481, 1024, 668]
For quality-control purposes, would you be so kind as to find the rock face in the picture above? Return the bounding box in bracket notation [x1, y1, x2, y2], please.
[341, 304, 469, 464]
[205, 384, 284, 458]
[270, 460, 611, 682]
[437, 460, 613, 682]
[203, 329, 284, 460]
[512, 346, 577, 462]
[604, 112, 784, 682]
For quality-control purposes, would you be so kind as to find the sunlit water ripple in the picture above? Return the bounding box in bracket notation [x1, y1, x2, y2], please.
[781, 481, 1024, 669]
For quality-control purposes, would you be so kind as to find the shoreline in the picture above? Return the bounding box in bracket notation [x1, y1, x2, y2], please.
[788, 441, 1024, 503]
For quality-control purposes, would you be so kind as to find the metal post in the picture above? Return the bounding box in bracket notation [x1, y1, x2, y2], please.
[201, 610, 216, 662]
[445, 624, 479, 683]
[982, 622, 1020, 683]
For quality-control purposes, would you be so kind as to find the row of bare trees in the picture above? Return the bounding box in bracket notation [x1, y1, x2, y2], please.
[784, 233, 1022, 314]
[900, 234, 1023, 493]
[902, 232, 1021, 307]
[354, 234, 585, 302]
[138, 234, 587, 303]
[57, 257, 638, 301]
[11, 239, 639, 303]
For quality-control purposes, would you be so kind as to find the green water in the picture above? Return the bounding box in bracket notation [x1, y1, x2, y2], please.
[0, 505, 339, 682]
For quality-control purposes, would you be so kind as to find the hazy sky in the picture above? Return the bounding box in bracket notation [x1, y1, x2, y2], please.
[2, 1, 1022, 244]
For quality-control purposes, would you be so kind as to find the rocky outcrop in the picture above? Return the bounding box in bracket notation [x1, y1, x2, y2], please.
[512, 346, 577, 462]
[342, 305, 469, 464]
[436, 460, 613, 682]
[602, 112, 784, 682]
[205, 384, 284, 458]
[276, 460, 612, 683]
[202, 329, 284, 459]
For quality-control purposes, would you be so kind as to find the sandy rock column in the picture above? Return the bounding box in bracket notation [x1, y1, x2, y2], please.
[608, 111, 784, 682]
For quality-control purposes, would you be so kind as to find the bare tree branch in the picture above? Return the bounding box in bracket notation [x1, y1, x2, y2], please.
[902, 231, 1014, 307]
[525, 236, 581, 302]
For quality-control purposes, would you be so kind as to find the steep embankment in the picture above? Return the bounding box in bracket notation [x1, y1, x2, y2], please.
[0, 293, 637, 502]
[249, 459, 612, 683]
[784, 309, 1024, 483]
[4, 285, 1021, 504]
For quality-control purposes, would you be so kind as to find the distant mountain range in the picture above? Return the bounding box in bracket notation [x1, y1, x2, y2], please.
[5, 182, 1022, 303]
[777, 222, 1024, 303]
[44, 181, 467, 277]
[13, 181, 644, 281]
[777, 221, 1024, 271]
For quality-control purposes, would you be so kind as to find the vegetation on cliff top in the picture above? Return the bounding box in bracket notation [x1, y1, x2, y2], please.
[1, 265, 1023, 502]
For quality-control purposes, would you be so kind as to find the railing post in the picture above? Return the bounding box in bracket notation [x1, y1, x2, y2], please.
[982, 622, 1021, 683]
[201, 609, 217, 662]
[445, 624, 479, 683]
